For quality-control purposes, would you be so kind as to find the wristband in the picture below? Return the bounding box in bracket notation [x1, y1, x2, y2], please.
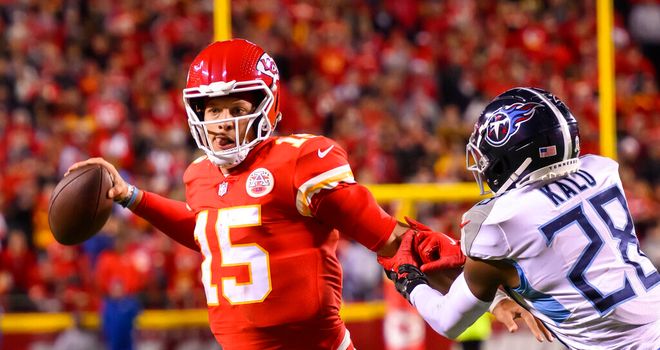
[118, 184, 139, 208]
[396, 264, 429, 303]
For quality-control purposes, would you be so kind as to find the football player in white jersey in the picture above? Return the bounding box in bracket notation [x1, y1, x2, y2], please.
[378, 87, 660, 350]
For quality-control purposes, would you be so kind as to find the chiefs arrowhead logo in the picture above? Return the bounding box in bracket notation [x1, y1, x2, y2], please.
[256, 53, 280, 88]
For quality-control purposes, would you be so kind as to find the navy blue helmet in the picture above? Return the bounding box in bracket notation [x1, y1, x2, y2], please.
[466, 87, 581, 195]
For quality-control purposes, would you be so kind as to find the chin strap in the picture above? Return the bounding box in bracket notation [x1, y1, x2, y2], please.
[495, 157, 532, 196]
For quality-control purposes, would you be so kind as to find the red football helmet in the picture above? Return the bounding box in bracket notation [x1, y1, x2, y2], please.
[183, 39, 281, 167]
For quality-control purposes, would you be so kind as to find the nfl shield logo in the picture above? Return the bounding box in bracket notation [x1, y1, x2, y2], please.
[218, 182, 228, 196]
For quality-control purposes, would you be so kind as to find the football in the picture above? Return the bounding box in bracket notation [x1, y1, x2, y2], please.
[48, 164, 114, 245]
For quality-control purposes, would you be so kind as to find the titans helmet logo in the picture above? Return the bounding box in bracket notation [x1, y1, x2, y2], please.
[484, 102, 541, 147]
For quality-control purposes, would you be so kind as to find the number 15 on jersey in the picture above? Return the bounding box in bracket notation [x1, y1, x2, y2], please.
[194, 206, 272, 305]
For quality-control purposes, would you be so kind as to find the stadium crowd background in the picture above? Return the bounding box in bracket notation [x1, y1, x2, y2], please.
[0, 0, 659, 330]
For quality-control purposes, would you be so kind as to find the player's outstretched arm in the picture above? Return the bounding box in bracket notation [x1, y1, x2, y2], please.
[380, 241, 552, 342]
[378, 234, 486, 338]
[66, 158, 199, 251]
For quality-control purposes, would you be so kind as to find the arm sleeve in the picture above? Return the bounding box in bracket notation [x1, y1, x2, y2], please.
[311, 183, 397, 252]
[132, 191, 199, 252]
[409, 272, 491, 339]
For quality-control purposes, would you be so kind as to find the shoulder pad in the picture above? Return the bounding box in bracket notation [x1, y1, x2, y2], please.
[183, 155, 214, 185]
[461, 197, 498, 257]
[580, 154, 618, 172]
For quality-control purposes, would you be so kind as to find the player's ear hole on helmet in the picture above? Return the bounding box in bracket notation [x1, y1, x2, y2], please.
[191, 97, 206, 119]
[249, 115, 264, 136]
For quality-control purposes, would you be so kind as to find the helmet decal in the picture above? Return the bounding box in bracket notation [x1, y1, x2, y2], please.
[484, 102, 541, 147]
[193, 60, 205, 72]
[256, 53, 279, 87]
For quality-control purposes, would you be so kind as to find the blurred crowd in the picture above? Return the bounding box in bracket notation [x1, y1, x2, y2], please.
[0, 0, 659, 314]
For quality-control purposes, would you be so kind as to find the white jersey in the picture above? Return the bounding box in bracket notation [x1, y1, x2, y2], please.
[461, 155, 660, 350]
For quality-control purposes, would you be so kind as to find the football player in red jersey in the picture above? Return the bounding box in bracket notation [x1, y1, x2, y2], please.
[68, 39, 547, 350]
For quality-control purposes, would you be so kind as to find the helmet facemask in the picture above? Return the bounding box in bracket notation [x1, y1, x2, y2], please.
[466, 139, 491, 195]
[183, 80, 276, 168]
[466, 138, 534, 196]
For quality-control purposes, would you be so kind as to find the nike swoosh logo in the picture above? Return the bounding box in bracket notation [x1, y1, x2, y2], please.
[317, 145, 334, 158]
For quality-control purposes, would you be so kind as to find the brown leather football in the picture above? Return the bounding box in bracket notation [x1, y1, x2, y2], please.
[48, 164, 113, 245]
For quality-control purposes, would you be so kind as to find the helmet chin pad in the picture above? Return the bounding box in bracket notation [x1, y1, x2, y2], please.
[206, 147, 250, 168]
[187, 111, 268, 168]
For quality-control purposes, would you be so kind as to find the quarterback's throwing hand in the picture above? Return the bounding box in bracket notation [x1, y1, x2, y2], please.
[66, 157, 130, 202]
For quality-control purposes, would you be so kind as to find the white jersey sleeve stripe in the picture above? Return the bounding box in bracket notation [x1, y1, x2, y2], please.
[296, 164, 355, 217]
[335, 329, 352, 350]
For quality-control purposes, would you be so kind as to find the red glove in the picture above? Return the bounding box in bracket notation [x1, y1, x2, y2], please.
[405, 217, 466, 273]
[377, 229, 419, 272]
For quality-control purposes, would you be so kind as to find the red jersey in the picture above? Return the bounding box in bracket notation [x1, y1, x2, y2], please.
[183, 134, 387, 350]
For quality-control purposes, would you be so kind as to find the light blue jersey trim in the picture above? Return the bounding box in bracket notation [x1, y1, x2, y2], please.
[510, 261, 571, 324]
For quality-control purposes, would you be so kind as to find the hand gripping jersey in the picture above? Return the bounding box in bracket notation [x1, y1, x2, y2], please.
[461, 155, 660, 350]
[183, 134, 384, 350]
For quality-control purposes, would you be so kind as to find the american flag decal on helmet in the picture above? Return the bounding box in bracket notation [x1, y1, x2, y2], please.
[539, 145, 557, 158]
